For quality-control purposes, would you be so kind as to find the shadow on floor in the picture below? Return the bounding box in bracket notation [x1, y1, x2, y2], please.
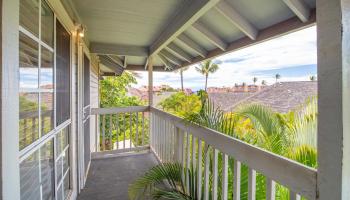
[77, 151, 159, 200]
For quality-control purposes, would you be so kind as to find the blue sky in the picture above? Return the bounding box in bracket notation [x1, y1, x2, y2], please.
[133, 26, 317, 91]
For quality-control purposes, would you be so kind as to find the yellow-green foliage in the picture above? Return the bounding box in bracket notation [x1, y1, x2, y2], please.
[158, 92, 201, 118]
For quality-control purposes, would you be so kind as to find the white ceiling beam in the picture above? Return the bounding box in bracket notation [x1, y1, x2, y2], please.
[282, 0, 310, 22]
[160, 49, 183, 65]
[158, 54, 177, 70]
[90, 42, 148, 57]
[149, 0, 221, 56]
[144, 58, 149, 70]
[166, 43, 193, 62]
[192, 22, 227, 51]
[177, 34, 207, 58]
[123, 56, 127, 68]
[99, 55, 124, 74]
[215, 1, 258, 40]
[108, 55, 124, 67]
[181, 10, 316, 68]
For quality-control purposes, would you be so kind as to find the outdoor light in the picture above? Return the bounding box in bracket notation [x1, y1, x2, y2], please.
[78, 24, 85, 38]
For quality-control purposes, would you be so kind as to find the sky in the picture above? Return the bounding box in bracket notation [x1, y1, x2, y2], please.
[134, 26, 317, 91]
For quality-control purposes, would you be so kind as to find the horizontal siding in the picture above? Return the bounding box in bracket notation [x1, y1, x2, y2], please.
[90, 60, 99, 152]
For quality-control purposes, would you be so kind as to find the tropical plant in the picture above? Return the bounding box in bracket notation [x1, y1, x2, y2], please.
[128, 162, 196, 200]
[131, 95, 318, 200]
[261, 80, 267, 85]
[195, 60, 219, 91]
[174, 67, 189, 92]
[158, 92, 201, 118]
[100, 72, 144, 107]
[275, 73, 281, 83]
[253, 77, 258, 85]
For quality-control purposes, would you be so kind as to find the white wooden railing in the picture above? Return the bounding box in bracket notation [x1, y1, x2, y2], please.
[91, 106, 317, 199]
[91, 106, 150, 156]
[150, 107, 317, 200]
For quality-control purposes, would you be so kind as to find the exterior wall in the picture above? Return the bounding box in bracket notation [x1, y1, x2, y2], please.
[90, 55, 99, 152]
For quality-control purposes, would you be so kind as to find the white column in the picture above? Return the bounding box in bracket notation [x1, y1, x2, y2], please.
[1, 0, 20, 199]
[148, 56, 154, 106]
[317, 0, 350, 199]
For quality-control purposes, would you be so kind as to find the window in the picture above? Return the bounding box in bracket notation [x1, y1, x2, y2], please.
[56, 20, 71, 125]
[19, 0, 72, 199]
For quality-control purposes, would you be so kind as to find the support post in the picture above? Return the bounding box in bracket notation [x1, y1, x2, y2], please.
[317, 0, 350, 199]
[148, 56, 154, 106]
[1, 0, 21, 199]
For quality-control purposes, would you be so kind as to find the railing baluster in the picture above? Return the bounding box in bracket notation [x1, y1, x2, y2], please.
[186, 132, 190, 192]
[248, 168, 256, 200]
[135, 112, 139, 147]
[180, 129, 186, 181]
[102, 115, 105, 151]
[165, 120, 169, 162]
[31, 117, 36, 142]
[129, 112, 132, 149]
[123, 113, 126, 149]
[192, 136, 197, 191]
[142, 112, 145, 145]
[204, 146, 210, 200]
[213, 149, 218, 200]
[290, 191, 301, 200]
[109, 114, 112, 150]
[161, 118, 164, 161]
[222, 154, 228, 200]
[266, 178, 276, 200]
[197, 139, 202, 199]
[233, 160, 241, 200]
[116, 113, 119, 149]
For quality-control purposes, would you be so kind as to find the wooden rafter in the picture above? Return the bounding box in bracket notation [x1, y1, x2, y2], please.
[282, 0, 310, 22]
[149, 0, 220, 56]
[215, 0, 258, 40]
[177, 34, 207, 58]
[192, 22, 227, 51]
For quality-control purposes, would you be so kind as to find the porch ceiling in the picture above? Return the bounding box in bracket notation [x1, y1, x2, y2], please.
[64, 0, 316, 75]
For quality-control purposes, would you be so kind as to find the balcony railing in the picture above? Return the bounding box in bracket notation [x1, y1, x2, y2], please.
[91, 106, 317, 200]
[91, 106, 150, 156]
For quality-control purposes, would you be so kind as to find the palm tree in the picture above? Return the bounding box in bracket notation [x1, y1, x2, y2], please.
[174, 67, 189, 91]
[253, 77, 258, 85]
[275, 73, 281, 83]
[310, 75, 317, 81]
[195, 60, 219, 91]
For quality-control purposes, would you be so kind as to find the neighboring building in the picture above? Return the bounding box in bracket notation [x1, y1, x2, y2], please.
[208, 92, 254, 112]
[234, 81, 317, 113]
[207, 84, 265, 93]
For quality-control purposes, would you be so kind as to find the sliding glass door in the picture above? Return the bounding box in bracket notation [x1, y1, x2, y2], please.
[18, 0, 72, 199]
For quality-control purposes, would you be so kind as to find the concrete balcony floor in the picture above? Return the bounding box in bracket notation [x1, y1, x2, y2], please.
[77, 152, 159, 200]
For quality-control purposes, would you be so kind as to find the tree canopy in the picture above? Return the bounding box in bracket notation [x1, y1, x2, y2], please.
[99, 72, 144, 108]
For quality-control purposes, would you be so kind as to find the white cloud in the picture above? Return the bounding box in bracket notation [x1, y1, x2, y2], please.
[133, 26, 317, 90]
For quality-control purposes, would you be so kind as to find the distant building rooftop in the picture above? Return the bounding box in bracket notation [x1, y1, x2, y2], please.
[210, 81, 317, 113]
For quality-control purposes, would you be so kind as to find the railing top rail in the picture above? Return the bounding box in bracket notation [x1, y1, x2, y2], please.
[91, 106, 149, 115]
[150, 106, 317, 199]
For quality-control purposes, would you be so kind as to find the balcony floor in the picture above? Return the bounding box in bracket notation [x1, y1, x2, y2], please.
[77, 151, 159, 200]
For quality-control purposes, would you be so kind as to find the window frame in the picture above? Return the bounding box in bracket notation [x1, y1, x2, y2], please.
[18, 0, 74, 199]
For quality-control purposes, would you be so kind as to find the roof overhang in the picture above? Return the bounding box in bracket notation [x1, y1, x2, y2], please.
[62, 0, 316, 75]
